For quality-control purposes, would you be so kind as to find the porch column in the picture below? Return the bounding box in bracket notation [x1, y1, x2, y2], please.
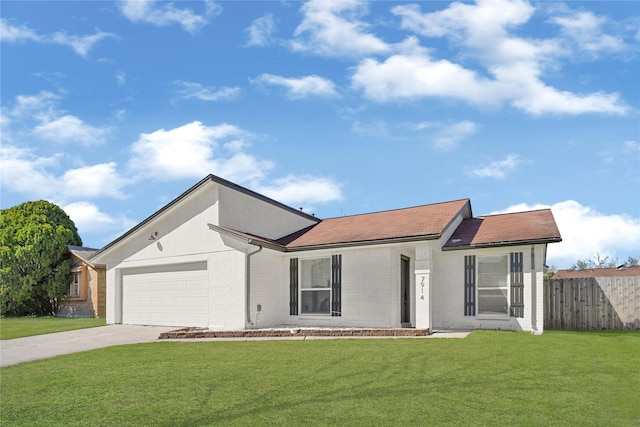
[414, 242, 432, 330]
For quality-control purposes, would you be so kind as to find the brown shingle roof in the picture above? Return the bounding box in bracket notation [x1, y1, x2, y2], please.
[210, 201, 562, 252]
[281, 199, 470, 249]
[553, 266, 640, 278]
[444, 209, 561, 249]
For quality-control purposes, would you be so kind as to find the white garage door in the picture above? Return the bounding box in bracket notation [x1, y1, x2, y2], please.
[122, 262, 209, 327]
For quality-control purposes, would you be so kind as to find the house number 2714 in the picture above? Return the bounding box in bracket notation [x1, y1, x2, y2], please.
[420, 276, 425, 300]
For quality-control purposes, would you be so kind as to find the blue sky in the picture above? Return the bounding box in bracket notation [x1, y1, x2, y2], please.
[1, 0, 639, 268]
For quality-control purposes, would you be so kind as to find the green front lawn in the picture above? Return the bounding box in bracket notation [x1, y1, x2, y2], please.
[0, 316, 105, 340]
[1, 330, 638, 426]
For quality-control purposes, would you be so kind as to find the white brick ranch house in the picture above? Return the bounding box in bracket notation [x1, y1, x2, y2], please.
[90, 174, 561, 333]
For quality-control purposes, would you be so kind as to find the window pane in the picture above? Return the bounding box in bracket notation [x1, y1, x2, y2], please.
[478, 289, 508, 314]
[71, 273, 80, 297]
[301, 290, 330, 314]
[478, 256, 507, 288]
[301, 258, 331, 289]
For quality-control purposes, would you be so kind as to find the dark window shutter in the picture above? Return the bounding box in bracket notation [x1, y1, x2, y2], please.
[331, 254, 342, 317]
[510, 252, 524, 318]
[289, 258, 298, 316]
[464, 255, 476, 316]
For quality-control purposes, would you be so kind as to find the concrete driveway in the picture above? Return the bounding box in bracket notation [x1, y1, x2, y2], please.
[0, 325, 176, 367]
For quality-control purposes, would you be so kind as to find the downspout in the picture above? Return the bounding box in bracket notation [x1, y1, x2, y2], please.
[530, 245, 539, 335]
[245, 244, 262, 327]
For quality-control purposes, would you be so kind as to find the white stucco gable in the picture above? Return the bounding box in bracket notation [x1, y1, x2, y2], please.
[91, 175, 318, 264]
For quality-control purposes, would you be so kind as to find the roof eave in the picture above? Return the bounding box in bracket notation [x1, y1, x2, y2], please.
[68, 246, 101, 268]
[285, 233, 441, 252]
[440, 199, 472, 237]
[73, 255, 96, 268]
[207, 223, 287, 252]
[442, 237, 562, 251]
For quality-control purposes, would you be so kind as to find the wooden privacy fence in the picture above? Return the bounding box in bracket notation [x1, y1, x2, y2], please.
[544, 276, 639, 330]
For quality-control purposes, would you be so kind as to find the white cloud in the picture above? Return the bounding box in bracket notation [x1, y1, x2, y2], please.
[119, 0, 220, 34]
[112, 109, 128, 122]
[432, 121, 478, 151]
[401, 119, 478, 150]
[466, 154, 520, 179]
[0, 19, 40, 42]
[380, 1, 629, 116]
[49, 30, 115, 57]
[128, 121, 270, 183]
[352, 120, 392, 139]
[0, 145, 61, 198]
[214, 152, 273, 185]
[393, 0, 560, 73]
[127, 121, 344, 208]
[254, 74, 339, 99]
[174, 80, 240, 101]
[256, 175, 343, 207]
[506, 74, 628, 115]
[551, 11, 626, 56]
[116, 71, 126, 86]
[351, 38, 502, 105]
[62, 163, 129, 200]
[32, 114, 110, 145]
[495, 201, 640, 268]
[7, 90, 60, 119]
[3, 91, 111, 146]
[625, 141, 640, 152]
[246, 13, 276, 47]
[0, 145, 128, 202]
[63, 201, 136, 237]
[0, 18, 114, 57]
[291, 0, 390, 57]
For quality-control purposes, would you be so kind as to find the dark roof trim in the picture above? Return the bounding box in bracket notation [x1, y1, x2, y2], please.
[208, 223, 251, 244]
[208, 223, 443, 252]
[207, 223, 285, 252]
[90, 174, 319, 261]
[209, 174, 319, 222]
[442, 237, 562, 251]
[441, 198, 472, 236]
[284, 233, 442, 252]
[318, 198, 472, 221]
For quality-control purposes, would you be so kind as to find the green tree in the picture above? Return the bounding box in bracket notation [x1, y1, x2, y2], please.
[0, 200, 82, 316]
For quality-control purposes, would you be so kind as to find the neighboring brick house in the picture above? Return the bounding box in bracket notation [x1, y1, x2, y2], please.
[57, 246, 106, 318]
[91, 174, 561, 333]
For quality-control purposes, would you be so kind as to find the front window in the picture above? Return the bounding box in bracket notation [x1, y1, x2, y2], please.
[300, 258, 331, 314]
[477, 255, 508, 315]
[70, 272, 81, 297]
